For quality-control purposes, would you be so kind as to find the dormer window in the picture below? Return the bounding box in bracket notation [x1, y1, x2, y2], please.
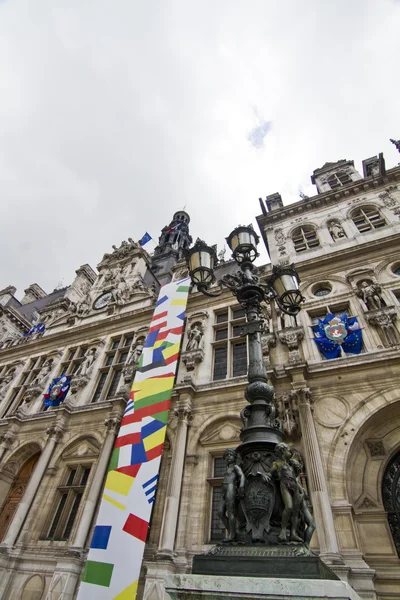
[327, 171, 352, 190]
[351, 206, 386, 233]
[292, 225, 320, 253]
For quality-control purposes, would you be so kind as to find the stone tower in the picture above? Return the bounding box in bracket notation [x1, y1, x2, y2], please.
[151, 211, 192, 284]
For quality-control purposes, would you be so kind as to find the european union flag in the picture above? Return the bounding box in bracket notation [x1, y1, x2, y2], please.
[139, 232, 152, 247]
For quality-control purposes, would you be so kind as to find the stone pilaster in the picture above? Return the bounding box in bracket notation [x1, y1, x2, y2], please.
[156, 397, 192, 560]
[291, 387, 342, 564]
[70, 411, 122, 551]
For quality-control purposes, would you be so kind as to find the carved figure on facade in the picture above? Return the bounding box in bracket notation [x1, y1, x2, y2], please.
[75, 348, 97, 377]
[277, 392, 299, 438]
[31, 359, 54, 386]
[116, 337, 145, 400]
[126, 337, 145, 366]
[274, 228, 285, 246]
[366, 309, 400, 347]
[186, 323, 204, 351]
[260, 332, 276, 368]
[357, 280, 384, 311]
[328, 221, 346, 241]
[278, 327, 304, 365]
[219, 448, 245, 542]
[379, 186, 400, 215]
[0, 367, 16, 398]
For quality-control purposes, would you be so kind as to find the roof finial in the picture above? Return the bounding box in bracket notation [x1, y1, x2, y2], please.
[390, 138, 400, 153]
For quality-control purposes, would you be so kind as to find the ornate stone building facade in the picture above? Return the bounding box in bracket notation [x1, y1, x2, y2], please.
[0, 154, 399, 600]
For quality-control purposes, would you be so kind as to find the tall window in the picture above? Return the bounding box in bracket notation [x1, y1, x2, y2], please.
[212, 307, 247, 381]
[2, 355, 48, 417]
[352, 206, 386, 233]
[91, 332, 134, 402]
[207, 456, 225, 542]
[59, 345, 88, 375]
[292, 225, 320, 253]
[327, 170, 352, 189]
[43, 465, 91, 541]
[382, 452, 400, 558]
[308, 302, 352, 326]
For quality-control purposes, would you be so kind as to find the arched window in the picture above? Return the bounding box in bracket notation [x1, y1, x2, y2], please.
[292, 225, 320, 253]
[382, 451, 400, 557]
[0, 453, 40, 541]
[351, 206, 386, 233]
[327, 170, 352, 189]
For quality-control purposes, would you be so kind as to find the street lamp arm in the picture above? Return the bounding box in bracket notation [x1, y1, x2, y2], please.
[197, 284, 223, 298]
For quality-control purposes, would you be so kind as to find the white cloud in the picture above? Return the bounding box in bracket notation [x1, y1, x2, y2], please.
[0, 0, 399, 293]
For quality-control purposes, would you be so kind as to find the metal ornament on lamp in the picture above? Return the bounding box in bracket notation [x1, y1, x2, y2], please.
[186, 225, 315, 554]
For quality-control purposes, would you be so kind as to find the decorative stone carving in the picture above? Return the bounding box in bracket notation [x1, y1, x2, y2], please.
[115, 337, 145, 400]
[260, 332, 276, 368]
[31, 359, 54, 387]
[277, 392, 300, 437]
[365, 307, 400, 347]
[379, 186, 400, 215]
[100, 238, 139, 264]
[186, 323, 203, 351]
[278, 327, 304, 365]
[76, 348, 97, 377]
[0, 431, 16, 449]
[328, 221, 346, 241]
[366, 440, 386, 457]
[0, 367, 16, 398]
[46, 424, 64, 442]
[104, 415, 122, 433]
[357, 280, 384, 311]
[358, 496, 378, 509]
[274, 228, 285, 246]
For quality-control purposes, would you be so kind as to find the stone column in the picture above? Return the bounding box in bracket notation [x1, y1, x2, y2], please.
[291, 387, 342, 564]
[157, 398, 192, 559]
[1, 422, 64, 548]
[70, 413, 121, 550]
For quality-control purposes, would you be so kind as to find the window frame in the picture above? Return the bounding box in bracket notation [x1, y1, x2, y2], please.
[91, 332, 135, 403]
[351, 206, 386, 234]
[207, 454, 225, 543]
[212, 307, 248, 381]
[291, 225, 320, 253]
[1, 355, 48, 417]
[42, 463, 92, 542]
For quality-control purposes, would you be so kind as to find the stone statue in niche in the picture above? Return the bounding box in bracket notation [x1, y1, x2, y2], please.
[358, 280, 384, 311]
[31, 359, 53, 386]
[75, 348, 97, 377]
[219, 449, 245, 542]
[0, 367, 16, 397]
[126, 338, 145, 366]
[328, 221, 346, 241]
[186, 323, 204, 351]
[114, 272, 130, 305]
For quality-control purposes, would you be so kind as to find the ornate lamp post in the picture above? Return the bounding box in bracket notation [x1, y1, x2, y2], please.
[186, 226, 315, 553]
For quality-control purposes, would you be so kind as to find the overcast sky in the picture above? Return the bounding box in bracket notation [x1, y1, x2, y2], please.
[0, 0, 399, 296]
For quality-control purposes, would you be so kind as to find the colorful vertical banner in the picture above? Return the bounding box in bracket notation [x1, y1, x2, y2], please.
[77, 278, 190, 600]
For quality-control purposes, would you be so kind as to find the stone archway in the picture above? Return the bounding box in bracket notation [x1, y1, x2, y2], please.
[0, 452, 40, 541]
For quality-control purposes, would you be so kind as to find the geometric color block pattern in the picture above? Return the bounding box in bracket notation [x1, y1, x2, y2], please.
[76, 278, 190, 600]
